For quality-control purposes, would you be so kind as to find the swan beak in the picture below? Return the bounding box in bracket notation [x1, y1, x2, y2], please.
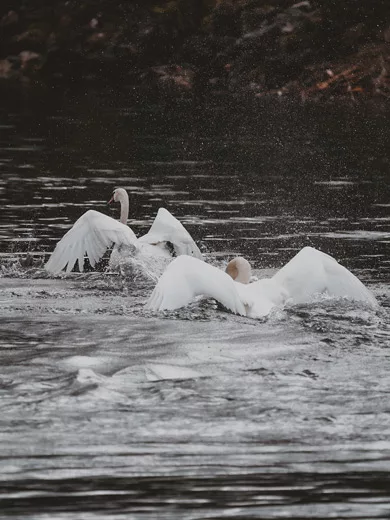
[108, 196, 114, 204]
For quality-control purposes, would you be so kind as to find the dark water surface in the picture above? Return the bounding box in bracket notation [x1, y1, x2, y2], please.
[0, 89, 389, 519]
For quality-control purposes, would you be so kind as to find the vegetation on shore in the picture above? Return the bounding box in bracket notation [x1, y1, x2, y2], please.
[1, 1, 390, 99]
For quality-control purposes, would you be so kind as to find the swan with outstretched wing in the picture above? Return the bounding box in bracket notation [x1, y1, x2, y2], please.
[45, 209, 138, 274]
[147, 255, 247, 315]
[147, 247, 377, 318]
[272, 247, 377, 306]
[139, 207, 202, 258]
[45, 188, 202, 274]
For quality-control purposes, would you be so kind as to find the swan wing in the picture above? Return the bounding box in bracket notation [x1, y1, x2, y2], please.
[272, 246, 377, 306]
[139, 208, 203, 259]
[146, 256, 246, 315]
[235, 278, 289, 318]
[45, 210, 138, 274]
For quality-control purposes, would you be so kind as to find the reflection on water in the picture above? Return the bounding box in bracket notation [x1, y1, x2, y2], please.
[1, 92, 389, 272]
[0, 89, 390, 519]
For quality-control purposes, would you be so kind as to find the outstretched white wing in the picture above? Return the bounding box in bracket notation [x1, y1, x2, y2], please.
[139, 208, 203, 259]
[45, 210, 138, 274]
[273, 247, 377, 306]
[146, 256, 246, 315]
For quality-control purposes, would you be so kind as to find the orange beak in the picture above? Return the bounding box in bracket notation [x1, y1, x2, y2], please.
[108, 195, 115, 204]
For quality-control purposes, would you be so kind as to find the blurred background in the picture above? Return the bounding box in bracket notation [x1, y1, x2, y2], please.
[1, 0, 390, 99]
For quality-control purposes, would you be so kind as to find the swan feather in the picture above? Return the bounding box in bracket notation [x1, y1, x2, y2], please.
[146, 256, 246, 315]
[147, 247, 377, 319]
[139, 208, 203, 259]
[45, 210, 138, 274]
[272, 247, 377, 306]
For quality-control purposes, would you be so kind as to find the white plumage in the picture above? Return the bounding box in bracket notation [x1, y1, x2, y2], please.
[147, 247, 377, 318]
[272, 247, 377, 306]
[45, 210, 138, 274]
[146, 256, 246, 315]
[45, 188, 202, 275]
[139, 207, 202, 258]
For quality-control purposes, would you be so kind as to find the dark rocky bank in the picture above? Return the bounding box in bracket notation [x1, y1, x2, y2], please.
[1, 0, 390, 100]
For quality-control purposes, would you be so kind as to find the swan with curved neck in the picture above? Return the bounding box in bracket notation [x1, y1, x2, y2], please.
[147, 247, 378, 318]
[108, 187, 129, 225]
[45, 187, 203, 274]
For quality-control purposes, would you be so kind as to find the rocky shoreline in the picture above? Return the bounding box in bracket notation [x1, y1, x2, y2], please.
[1, 1, 390, 100]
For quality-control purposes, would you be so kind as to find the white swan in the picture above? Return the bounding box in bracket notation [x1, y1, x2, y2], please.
[147, 247, 377, 318]
[45, 188, 203, 274]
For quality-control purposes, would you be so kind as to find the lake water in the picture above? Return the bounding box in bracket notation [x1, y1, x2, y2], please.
[0, 88, 389, 519]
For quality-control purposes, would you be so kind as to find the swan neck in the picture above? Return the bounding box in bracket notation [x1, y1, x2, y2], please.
[226, 257, 251, 284]
[119, 193, 129, 224]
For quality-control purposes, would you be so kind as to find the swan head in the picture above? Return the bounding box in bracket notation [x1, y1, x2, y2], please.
[108, 188, 128, 204]
[225, 257, 251, 284]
